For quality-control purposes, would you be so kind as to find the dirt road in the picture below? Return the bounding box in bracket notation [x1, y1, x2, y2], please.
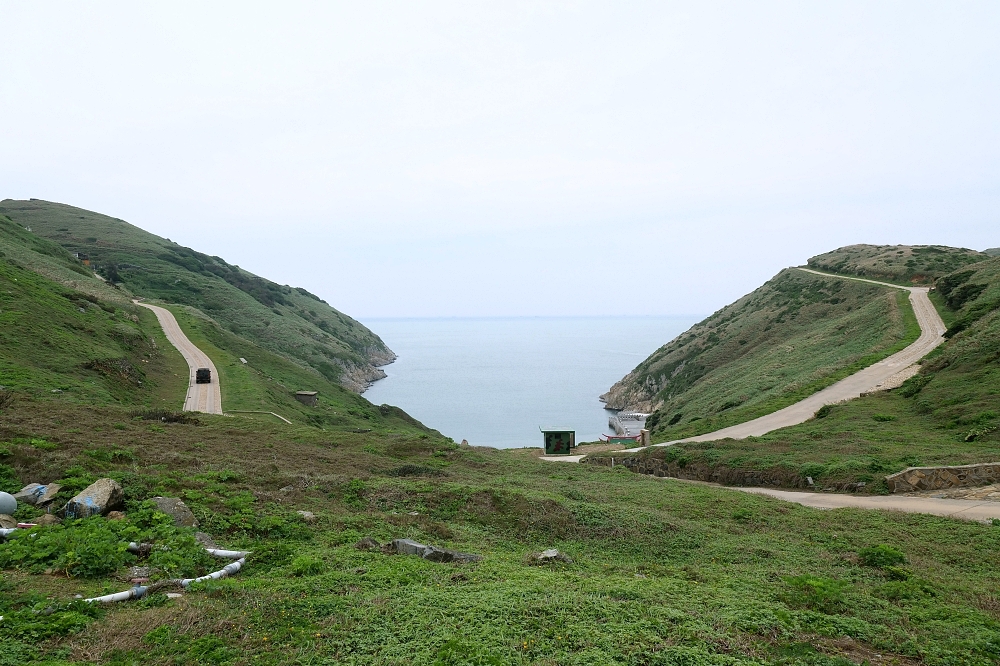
[136, 301, 223, 414]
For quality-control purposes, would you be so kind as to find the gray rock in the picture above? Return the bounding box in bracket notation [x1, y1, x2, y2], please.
[806, 476, 814, 486]
[31, 514, 62, 526]
[388, 538, 482, 563]
[296, 510, 317, 523]
[60, 478, 123, 518]
[0, 514, 17, 529]
[389, 538, 428, 556]
[151, 497, 198, 528]
[422, 546, 483, 564]
[354, 536, 381, 551]
[195, 532, 218, 549]
[528, 548, 573, 565]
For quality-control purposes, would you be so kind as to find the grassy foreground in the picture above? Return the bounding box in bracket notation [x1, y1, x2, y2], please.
[2, 400, 1000, 665]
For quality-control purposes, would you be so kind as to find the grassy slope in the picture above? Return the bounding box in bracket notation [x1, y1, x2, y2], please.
[0, 199, 394, 392]
[0, 214, 431, 433]
[3, 401, 1000, 664]
[604, 268, 918, 442]
[605, 257, 1000, 491]
[807, 244, 985, 285]
[0, 223, 187, 407]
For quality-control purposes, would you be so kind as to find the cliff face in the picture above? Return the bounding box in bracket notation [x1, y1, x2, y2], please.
[602, 266, 910, 438]
[0, 199, 395, 393]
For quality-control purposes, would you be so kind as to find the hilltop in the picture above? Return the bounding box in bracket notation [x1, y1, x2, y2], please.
[0, 199, 393, 392]
[806, 244, 985, 285]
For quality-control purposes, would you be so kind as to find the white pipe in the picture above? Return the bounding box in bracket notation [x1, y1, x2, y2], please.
[86, 585, 148, 604]
[180, 557, 245, 587]
[205, 548, 249, 559]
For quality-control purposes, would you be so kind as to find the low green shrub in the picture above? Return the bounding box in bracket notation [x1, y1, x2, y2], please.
[290, 555, 325, 576]
[781, 575, 848, 612]
[858, 544, 906, 568]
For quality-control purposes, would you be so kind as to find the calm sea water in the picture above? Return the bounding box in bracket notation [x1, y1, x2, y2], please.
[360, 316, 700, 448]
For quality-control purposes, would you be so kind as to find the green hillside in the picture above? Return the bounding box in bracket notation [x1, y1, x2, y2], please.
[603, 267, 918, 441]
[807, 244, 985, 285]
[0, 199, 394, 392]
[599, 256, 1000, 491]
[0, 210, 433, 435]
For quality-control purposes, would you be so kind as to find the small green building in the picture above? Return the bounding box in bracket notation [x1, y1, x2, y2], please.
[540, 428, 576, 455]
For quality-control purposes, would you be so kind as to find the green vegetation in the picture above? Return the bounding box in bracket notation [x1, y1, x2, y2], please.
[604, 268, 918, 441]
[0, 237, 187, 407]
[0, 199, 394, 392]
[599, 256, 1000, 491]
[3, 400, 1000, 664]
[807, 244, 985, 285]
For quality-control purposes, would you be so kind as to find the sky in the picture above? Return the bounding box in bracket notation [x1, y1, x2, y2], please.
[2, 2, 998, 318]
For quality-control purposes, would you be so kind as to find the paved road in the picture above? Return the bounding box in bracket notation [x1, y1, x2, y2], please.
[135, 301, 223, 414]
[736, 486, 1000, 522]
[621, 269, 946, 451]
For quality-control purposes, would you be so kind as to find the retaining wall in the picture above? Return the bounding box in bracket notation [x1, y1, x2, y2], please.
[884, 463, 1000, 493]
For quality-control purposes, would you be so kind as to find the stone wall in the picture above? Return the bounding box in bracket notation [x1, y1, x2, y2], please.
[585, 454, 809, 488]
[885, 463, 1000, 493]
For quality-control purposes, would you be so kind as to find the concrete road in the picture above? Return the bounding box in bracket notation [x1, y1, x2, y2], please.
[616, 268, 946, 451]
[135, 301, 223, 414]
[735, 486, 1000, 522]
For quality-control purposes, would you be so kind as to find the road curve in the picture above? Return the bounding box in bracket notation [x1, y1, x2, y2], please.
[135, 301, 223, 414]
[542, 268, 946, 462]
[634, 268, 945, 449]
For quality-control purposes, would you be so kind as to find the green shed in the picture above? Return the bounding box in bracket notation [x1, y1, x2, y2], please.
[540, 428, 576, 455]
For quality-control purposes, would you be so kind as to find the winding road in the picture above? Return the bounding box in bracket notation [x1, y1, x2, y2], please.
[135, 301, 223, 414]
[537, 269, 984, 520]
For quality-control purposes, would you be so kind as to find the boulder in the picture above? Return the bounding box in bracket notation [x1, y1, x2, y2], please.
[0, 514, 17, 529]
[528, 548, 573, 565]
[60, 478, 123, 518]
[389, 538, 428, 556]
[151, 497, 198, 528]
[195, 532, 218, 549]
[422, 546, 483, 564]
[32, 514, 62, 526]
[296, 510, 317, 523]
[354, 536, 381, 551]
[387, 538, 482, 563]
[14, 483, 61, 507]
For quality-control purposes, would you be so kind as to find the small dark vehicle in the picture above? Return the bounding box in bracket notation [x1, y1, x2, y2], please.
[195, 368, 212, 384]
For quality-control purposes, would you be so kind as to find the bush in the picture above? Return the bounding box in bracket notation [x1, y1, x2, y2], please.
[290, 555, 325, 576]
[814, 405, 833, 419]
[781, 575, 848, 612]
[858, 544, 906, 568]
[0, 518, 134, 578]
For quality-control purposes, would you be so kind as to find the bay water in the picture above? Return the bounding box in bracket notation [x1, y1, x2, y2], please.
[361, 316, 700, 448]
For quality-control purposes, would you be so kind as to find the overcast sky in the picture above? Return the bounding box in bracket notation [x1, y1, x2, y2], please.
[2, 2, 998, 317]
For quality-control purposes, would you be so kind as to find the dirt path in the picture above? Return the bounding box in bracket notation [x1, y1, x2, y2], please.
[135, 301, 223, 414]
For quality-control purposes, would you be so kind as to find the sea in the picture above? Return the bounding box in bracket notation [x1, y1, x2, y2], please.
[360, 316, 701, 449]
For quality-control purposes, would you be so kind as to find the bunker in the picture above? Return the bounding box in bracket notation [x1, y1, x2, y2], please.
[540, 428, 576, 455]
[295, 391, 318, 407]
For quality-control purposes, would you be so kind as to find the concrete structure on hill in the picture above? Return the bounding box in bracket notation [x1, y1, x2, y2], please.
[295, 391, 318, 407]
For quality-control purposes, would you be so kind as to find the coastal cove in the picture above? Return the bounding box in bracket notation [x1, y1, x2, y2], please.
[361, 316, 700, 448]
